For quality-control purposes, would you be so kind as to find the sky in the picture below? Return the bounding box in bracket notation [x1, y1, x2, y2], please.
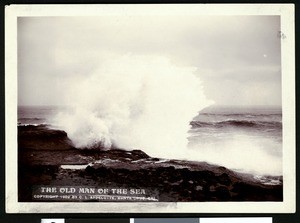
[18, 15, 281, 106]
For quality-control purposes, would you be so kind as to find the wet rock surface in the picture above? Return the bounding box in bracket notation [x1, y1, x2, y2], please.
[18, 125, 283, 202]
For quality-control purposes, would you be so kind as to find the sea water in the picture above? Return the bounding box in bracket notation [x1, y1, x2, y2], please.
[17, 105, 282, 176]
[18, 106, 59, 126]
[188, 105, 282, 175]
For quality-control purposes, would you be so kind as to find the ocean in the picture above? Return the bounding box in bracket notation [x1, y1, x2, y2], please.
[188, 106, 282, 175]
[18, 105, 282, 175]
[18, 106, 59, 126]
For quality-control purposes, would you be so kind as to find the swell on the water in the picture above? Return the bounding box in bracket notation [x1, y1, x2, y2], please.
[190, 120, 282, 129]
[187, 107, 282, 175]
[54, 55, 213, 158]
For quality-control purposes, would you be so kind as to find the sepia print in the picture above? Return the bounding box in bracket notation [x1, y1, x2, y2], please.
[5, 4, 295, 213]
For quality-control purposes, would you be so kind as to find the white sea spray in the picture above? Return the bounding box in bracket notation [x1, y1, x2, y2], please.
[55, 54, 213, 159]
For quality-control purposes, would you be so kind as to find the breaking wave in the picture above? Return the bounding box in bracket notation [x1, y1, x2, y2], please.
[54, 55, 213, 158]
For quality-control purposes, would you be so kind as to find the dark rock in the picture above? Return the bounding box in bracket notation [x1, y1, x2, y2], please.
[131, 149, 150, 159]
[215, 185, 231, 200]
[192, 190, 206, 201]
[17, 124, 283, 202]
[231, 182, 283, 201]
[217, 173, 232, 186]
[18, 125, 74, 151]
[218, 166, 227, 171]
[85, 165, 95, 174]
[209, 185, 216, 192]
[95, 166, 112, 177]
[168, 172, 181, 183]
[150, 158, 160, 162]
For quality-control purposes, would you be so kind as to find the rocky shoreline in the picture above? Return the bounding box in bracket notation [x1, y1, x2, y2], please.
[18, 125, 283, 202]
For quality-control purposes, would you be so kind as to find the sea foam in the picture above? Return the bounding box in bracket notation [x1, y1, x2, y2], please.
[55, 55, 213, 158]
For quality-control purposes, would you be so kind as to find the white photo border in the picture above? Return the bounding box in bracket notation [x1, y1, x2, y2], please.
[5, 4, 295, 213]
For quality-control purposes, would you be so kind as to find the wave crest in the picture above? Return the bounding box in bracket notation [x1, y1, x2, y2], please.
[55, 55, 213, 158]
[190, 120, 282, 129]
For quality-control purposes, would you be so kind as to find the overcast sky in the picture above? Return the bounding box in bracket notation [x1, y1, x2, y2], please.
[18, 16, 281, 106]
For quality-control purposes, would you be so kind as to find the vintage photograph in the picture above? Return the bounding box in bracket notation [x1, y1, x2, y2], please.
[6, 4, 295, 213]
